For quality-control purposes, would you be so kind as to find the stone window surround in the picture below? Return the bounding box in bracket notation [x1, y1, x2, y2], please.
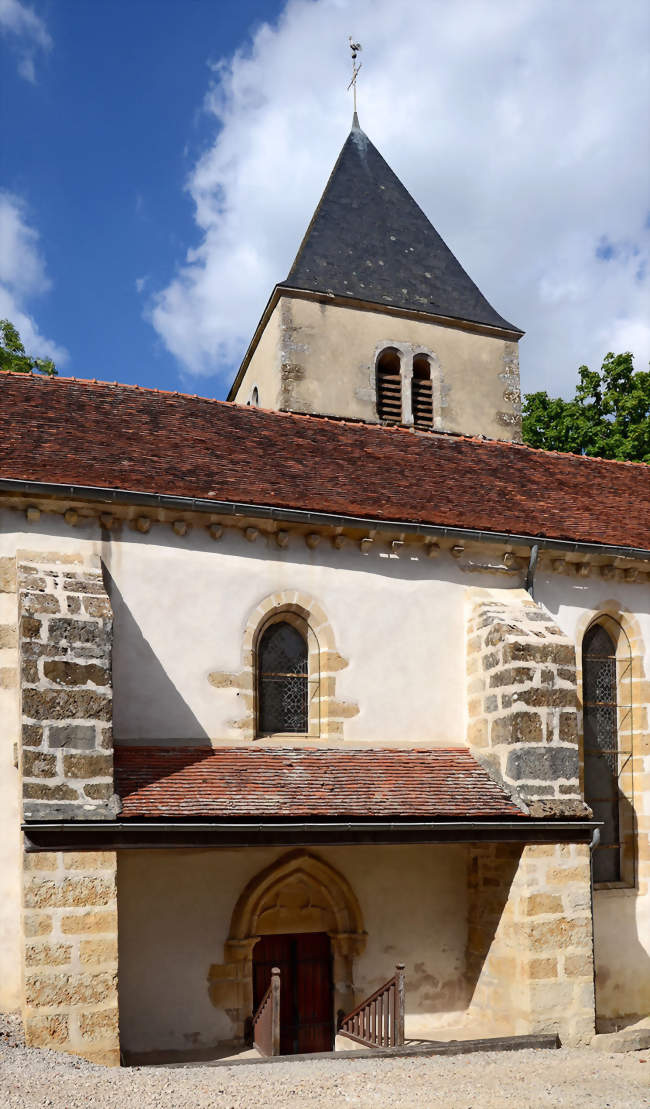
[575, 605, 649, 893]
[209, 590, 358, 742]
[373, 342, 442, 430]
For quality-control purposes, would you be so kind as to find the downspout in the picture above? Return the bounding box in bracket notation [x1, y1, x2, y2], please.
[525, 544, 539, 599]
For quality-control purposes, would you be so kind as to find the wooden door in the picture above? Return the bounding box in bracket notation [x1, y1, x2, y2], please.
[253, 932, 333, 1054]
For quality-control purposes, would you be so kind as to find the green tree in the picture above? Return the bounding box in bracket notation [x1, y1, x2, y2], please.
[522, 352, 650, 463]
[0, 319, 57, 376]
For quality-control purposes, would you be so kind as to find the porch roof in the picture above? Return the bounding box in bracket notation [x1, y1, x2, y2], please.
[114, 745, 525, 820]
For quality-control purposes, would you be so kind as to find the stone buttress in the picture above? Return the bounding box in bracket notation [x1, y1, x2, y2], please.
[465, 588, 595, 1044]
[17, 554, 120, 1065]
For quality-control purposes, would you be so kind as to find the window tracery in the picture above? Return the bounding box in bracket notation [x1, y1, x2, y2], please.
[582, 621, 626, 883]
[257, 620, 309, 734]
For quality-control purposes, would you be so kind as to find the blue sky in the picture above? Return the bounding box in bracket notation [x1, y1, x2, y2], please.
[2, 0, 649, 401]
[2, 0, 283, 393]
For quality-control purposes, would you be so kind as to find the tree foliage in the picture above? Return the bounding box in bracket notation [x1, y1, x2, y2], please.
[522, 352, 650, 463]
[0, 319, 57, 377]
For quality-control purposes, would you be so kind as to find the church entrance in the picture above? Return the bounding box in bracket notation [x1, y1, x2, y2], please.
[252, 932, 334, 1054]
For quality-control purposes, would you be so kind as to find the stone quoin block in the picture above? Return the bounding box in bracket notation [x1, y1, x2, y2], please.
[505, 746, 577, 783]
[48, 725, 97, 750]
[42, 661, 110, 687]
[22, 689, 112, 722]
[22, 848, 120, 1065]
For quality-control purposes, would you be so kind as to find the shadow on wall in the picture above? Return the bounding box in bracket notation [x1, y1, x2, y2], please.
[593, 794, 650, 1032]
[101, 565, 209, 744]
[464, 845, 521, 1025]
[103, 509, 523, 590]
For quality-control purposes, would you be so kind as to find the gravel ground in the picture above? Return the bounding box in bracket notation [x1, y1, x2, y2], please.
[1, 1014, 648, 1109]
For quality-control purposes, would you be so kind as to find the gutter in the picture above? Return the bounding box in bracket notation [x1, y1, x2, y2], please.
[23, 817, 601, 851]
[2, 477, 648, 563]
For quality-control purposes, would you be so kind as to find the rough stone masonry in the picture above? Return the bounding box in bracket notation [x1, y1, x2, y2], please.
[466, 587, 589, 817]
[18, 556, 119, 821]
[464, 588, 595, 1045]
[17, 554, 120, 1065]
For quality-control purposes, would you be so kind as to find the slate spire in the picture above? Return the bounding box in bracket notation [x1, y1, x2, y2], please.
[285, 120, 520, 333]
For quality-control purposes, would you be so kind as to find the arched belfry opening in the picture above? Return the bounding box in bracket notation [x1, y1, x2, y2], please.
[376, 348, 402, 423]
[412, 354, 433, 430]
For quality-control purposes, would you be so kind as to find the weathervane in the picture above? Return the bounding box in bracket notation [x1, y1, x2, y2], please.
[347, 37, 362, 114]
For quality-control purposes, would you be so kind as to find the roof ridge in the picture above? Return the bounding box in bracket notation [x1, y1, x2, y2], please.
[2, 371, 646, 469]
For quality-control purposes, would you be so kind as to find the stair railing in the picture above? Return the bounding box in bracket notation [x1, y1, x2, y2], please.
[252, 965, 281, 1056]
[338, 963, 405, 1048]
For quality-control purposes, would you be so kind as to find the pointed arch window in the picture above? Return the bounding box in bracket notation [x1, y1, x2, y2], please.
[412, 354, 433, 430]
[582, 623, 622, 883]
[376, 348, 402, 423]
[258, 621, 309, 734]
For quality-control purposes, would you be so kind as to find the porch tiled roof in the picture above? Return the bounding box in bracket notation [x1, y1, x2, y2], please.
[1, 373, 649, 550]
[114, 746, 525, 820]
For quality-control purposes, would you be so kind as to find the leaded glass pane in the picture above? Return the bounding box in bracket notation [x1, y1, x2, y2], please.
[583, 706, 618, 771]
[258, 621, 308, 734]
[584, 750, 617, 800]
[583, 657, 616, 706]
[583, 624, 615, 659]
[582, 622, 621, 882]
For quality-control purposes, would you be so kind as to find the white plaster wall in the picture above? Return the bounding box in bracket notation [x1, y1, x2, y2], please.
[116, 844, 468, 1053]
[0, 585, 22, 1011]
[536, 570, 650, 1024]
[2, 508, 649, 1027]
[0, 510, 483, 747]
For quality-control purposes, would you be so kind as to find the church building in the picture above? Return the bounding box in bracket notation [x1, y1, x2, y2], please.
[0, 113, 648, 1065]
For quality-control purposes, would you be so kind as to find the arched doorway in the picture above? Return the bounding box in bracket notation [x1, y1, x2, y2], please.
[208, 851, 367, 1046]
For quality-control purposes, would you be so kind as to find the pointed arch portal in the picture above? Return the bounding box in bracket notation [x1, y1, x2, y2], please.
[208, 851, 367, 1042]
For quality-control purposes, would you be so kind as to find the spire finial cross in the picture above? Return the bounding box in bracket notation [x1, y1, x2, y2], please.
[347, 37, 362, 115]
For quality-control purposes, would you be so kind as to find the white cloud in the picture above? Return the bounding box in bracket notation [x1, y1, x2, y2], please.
[0, 0, 52, 83]
[150, 0, 650, 397]
[0, 192, 67, 366]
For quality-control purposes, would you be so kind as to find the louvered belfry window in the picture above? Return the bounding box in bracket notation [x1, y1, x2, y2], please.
[412, 354, 433, 430]
[376, 348, 402, 423]
[582, 623, 621, 882]
[258, 621, 309, 734]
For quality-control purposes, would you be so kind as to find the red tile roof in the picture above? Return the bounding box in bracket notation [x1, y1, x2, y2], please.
[114, 745, 525, 819]
[1, 372, 649, 550]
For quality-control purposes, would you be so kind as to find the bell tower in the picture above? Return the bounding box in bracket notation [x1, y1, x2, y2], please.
[229, 115, 523, 443]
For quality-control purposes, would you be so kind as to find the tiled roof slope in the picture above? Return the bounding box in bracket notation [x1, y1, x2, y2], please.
[1, 373, 649, 550]
[286, 118, 520, 333]
[115, 746, 525, 819]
